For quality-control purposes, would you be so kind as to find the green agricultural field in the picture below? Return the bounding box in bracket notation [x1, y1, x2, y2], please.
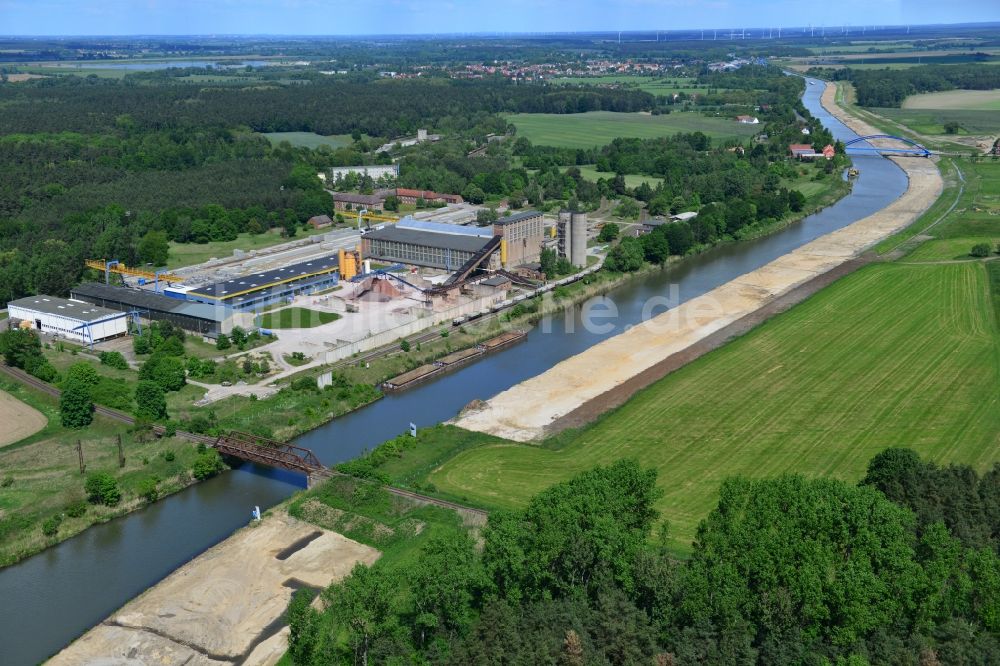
[551, 75, 712, 96]
[258, 307, 340, 329]
[506, 111, 758, 149]
[425, 260, 999, 552]
[870, 107, 1000, 135]
[261, 132, 355, 149]
[903, 89, 1000, 111]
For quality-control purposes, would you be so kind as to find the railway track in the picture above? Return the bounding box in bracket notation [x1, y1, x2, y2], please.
[1, 362, 488, 518]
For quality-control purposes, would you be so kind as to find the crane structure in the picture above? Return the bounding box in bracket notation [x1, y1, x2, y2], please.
[354, 209, 398, 231]
[85, 259, 182, 291]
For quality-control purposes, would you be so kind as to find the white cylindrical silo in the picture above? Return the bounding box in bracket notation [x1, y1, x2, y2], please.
[558, 210, 572, 261]
[570, 212, 587, 267]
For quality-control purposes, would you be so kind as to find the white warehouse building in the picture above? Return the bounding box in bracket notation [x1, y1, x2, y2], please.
[7, 295, 128, 344]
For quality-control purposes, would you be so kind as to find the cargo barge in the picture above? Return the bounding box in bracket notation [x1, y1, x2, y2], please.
[382, 330, 527, 392]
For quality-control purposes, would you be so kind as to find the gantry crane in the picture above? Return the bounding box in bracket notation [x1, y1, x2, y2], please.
[85, 259, 181, 292]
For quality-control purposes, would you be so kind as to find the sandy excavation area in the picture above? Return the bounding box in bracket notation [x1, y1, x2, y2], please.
[455, 82, 943, 442]
[49, 512, 380, 665]
[0, 389, 47, 447]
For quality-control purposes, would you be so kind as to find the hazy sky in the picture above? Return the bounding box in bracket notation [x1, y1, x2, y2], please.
[1, 0, 997, 36]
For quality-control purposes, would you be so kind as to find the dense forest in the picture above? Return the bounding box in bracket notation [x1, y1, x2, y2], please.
[288, 451, 1000, 665]
[815, 64, 1000, 107]
[0, 78, 653, 136]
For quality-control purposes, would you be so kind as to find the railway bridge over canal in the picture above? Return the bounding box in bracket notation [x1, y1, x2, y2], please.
[0, 362, 488, 517]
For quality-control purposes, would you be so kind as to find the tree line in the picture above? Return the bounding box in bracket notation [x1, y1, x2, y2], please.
[288, 453, 1000, 664]
[818, 64, 1000, 107]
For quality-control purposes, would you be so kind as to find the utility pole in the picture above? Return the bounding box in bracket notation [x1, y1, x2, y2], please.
[77, 440, 86, 474]
[117, 434, 125, 468]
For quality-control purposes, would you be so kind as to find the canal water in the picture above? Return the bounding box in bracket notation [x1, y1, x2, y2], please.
[0, 79, 910, 665]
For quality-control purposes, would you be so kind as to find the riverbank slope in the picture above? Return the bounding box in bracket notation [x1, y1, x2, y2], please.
[49, 511, 379, 665]
[454, 82, 943, 442]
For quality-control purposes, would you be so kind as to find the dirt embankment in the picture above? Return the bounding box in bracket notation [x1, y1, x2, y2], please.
[455, 82, 943, 442]
[0, 390, 47, 448]
[49, 512, 380, 666]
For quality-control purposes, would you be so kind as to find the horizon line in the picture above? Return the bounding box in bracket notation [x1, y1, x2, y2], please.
[3, 20, 1000, 40]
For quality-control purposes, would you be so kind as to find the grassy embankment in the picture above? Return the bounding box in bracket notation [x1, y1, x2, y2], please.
[0, 379, 207, 567]
[505, 110, 759, 149]
[338, 161, 1000, 554]
[258, 307, 341, 329]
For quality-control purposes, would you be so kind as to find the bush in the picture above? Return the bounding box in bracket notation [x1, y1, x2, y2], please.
[400, 340, 411, 352]
[99, 351, 129, 370]
[63, 362, 100, 389]
[216, 333, 232, 350]
[291, 376, 318, 392]
[136, 477, 158, 503]
[163, 450, 176, 462]
[29, 360, 59, 383]
[65, 500, 87, 518]
[597, 222, 620, 242]
[192, 449, 225, 480]
[41, 515, 62, 537]
[970, 242, 992, 258]
[133, 334, 152, 355]
[84, 471, 121, 506]
[1, 476, 13, 488]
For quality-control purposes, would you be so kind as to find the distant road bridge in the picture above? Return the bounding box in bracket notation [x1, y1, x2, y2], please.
[844, 134, 932, 157]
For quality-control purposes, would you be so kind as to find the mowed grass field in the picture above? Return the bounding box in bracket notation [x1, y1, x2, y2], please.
[507, 111, 758, 149]
[903, 89, 1000, 110]
[428, 261, 999, 551]
[902, 159, 1000, 261]
[262, 132, 355, 149]
[561, 165, 664, 188]
[872, 107, 1000, 135]
[259, 307, 340, 329]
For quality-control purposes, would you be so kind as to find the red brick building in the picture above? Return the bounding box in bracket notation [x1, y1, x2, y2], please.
[332, 193, 384, 212]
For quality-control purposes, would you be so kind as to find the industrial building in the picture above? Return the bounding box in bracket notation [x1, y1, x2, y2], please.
[327, 164, 399, 183]
[70, 282, 245, 339]
[385, 188, 463, 205]
[556, 210, 588, 268]
[494, 210, 545, 267]
[7, 295, 128, 344]
[332, 193, 385, 212]
[362, 218, 499, 272]
[182, 253, 342, 311]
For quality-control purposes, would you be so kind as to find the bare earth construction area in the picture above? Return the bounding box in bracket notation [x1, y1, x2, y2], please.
[456, 82, 944, 442]
[0, 389, 47, 448]
[50, 512, 379, 665]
